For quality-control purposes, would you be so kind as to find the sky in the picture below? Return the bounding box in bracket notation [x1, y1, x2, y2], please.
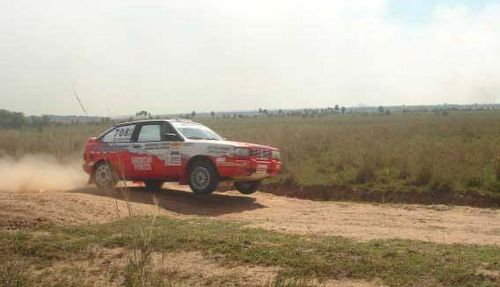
[0, 0, 499, 116]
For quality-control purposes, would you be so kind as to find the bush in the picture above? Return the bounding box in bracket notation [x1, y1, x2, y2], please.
[0, 257, 31, 287]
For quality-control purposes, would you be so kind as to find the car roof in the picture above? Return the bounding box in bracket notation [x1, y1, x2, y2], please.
[113, 118, 201, 127]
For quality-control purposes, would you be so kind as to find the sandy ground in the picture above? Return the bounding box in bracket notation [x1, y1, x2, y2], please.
[1, 183, 499, 246]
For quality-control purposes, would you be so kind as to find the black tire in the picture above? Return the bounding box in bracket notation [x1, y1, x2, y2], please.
[188, 159, 219, 195]
[94, 161, 118, 189]
[234, 181, 261, 195]
[144, 180, 164, 191]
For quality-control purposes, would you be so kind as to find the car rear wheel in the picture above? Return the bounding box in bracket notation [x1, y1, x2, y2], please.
[234, 181, 261, 195]
[144, 180, 164, 191]
[94, 162, 118, 189]
[188, 160, 219, 195]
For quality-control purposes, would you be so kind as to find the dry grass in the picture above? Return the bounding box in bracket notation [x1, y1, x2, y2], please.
[204, 111, 500, 195]
[0, 124, 105, 161]
[1, 111, 499, 195]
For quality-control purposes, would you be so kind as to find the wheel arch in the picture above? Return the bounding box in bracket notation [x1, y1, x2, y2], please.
[186, 155, 217, 173]
[93, 159, 108, 171]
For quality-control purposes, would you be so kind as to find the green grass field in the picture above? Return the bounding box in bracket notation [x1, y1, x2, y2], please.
[1, 111, 499, 199]
[2, 216, 499, 286]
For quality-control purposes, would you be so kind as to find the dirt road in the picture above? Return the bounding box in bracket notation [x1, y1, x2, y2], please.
[1, 184, 499, 245]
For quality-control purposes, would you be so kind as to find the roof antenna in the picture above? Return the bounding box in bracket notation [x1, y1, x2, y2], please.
[72, 82, 88, 116]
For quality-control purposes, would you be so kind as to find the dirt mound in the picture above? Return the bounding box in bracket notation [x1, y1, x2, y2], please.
[260, 184, 500, 208]
[1, 185, 499, 245]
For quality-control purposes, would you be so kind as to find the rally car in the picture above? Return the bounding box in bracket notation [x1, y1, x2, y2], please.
[83, 119, 281, 194]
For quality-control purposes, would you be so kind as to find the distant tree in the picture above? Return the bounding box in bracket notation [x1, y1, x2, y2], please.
[334, 105, 340, 112]
[341, 106, 346, 114]
[210, 111, 215, 118]
[378, 106, 385, 114]
[385, 109, 391, 115]
[0, 109, 25, 129]
[136, 110, 149, 117]
[191, 110, 196, 118]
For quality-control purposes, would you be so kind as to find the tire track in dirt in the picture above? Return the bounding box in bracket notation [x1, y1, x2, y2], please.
[1, 184, 499, 245]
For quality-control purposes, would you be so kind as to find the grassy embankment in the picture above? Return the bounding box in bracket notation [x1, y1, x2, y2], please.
[2, 216, 499, 286]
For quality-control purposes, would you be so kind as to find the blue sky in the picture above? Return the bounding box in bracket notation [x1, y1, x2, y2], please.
[388, 0, 493, 23]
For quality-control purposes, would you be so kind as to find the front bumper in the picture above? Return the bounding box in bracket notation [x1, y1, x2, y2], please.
[216, 157, 281, 181]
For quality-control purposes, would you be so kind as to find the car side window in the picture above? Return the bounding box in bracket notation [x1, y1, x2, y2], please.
[101, 125, 136, 143]
[137, 124, 162, 142]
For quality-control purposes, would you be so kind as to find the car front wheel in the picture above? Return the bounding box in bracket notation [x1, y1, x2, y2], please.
[188, 160, 219, 195]
[234, 181, 261, 195]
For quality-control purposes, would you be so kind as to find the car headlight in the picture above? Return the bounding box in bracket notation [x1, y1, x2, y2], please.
[271, 150, 280, 160]
[232, 147, 250, 158]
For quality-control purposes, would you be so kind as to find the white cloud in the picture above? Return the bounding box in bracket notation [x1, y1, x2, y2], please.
[0, 0, 499, 115]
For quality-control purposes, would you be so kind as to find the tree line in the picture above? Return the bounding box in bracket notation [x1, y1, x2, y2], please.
[0, 109, 52, 129]
[0, 109, 111, 130]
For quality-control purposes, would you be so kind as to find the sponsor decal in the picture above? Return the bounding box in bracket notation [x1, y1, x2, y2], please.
[104, 125, 135, 142]
[123, 142, 182, 167]
[255, 164, 268, 175]
[132, 156, 153, 171]
[167, 151, 181, 166]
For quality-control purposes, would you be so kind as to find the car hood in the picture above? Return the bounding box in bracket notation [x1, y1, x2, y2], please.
[185, 139, 278, 151]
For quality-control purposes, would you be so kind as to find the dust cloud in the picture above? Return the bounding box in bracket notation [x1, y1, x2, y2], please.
[0, 154, 87, 192]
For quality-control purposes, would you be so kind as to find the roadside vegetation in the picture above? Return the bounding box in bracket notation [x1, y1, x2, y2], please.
[208, 111, 500, 196]
[1, 216, 499, 286]
[1, 109, 499, 204]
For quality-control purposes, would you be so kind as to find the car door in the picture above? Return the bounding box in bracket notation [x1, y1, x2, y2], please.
[99, 124, 137, 179]
[132, 122, 183, 180]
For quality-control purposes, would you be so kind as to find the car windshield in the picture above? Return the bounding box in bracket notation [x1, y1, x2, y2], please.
[171, 122, 223, 140]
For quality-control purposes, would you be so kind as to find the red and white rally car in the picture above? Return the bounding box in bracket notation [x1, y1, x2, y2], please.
[83, 119, 281, 194]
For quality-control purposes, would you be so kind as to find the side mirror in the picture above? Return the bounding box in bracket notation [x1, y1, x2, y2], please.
[165, 133, 181, 141]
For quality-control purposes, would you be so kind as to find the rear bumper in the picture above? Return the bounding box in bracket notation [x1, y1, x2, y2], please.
[216, 158, 281, 181]
[82, 162, 94, 175]
[82, 162, 95, 184]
